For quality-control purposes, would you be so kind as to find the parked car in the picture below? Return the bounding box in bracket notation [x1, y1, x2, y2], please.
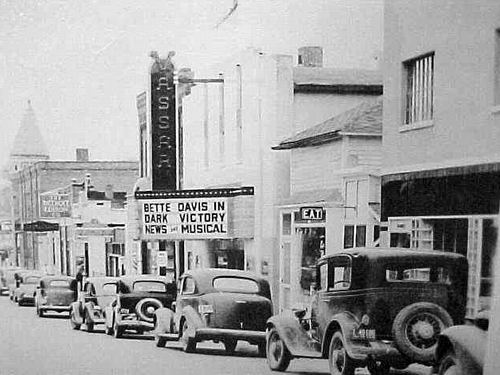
[434, 310, 488, 375]
[104, 275, 176, 338]
[0, 267, 21, 296]
[69, 277, 118, 331]
[154, 268, 273, 355]
[34, 275, 77, 317]
[14, 272, 44, 306]
[265, 247, 468, 375]
[7, 269, 28, 300]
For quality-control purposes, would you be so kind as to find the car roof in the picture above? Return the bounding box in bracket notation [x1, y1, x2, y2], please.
[85, 276, 119, 285]
[118, 275, 172, 285]
[40, 275, 75, 282]
[318, 247, 466, 263]
[182, 268, 267, 282]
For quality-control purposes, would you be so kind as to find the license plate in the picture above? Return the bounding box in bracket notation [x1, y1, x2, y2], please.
[353, 328, 376, 340]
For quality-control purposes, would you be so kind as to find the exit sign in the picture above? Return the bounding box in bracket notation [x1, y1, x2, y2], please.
[299, 207, 325, 222]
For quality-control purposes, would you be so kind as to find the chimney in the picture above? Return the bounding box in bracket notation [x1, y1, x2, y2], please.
[298, 46, 323, 67]
[105, 184, 114, 200]
[76, 148, 89, 162]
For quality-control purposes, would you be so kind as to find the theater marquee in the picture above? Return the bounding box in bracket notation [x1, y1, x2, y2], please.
[136, 187, 254, 240]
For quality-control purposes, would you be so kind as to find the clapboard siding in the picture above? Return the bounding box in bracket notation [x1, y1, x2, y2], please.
[291, 143, 343, 194]
[346, 137, 382, 169]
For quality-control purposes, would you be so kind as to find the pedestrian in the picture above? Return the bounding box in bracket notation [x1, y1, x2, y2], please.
[76, 265, 85, 291]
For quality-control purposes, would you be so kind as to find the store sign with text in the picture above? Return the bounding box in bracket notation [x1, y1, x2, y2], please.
[141, 197, 228, 239]
[39, 191, 71, 218]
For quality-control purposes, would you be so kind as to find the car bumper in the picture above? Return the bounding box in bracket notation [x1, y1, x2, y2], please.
[116, 319, 154, 331]
[18, 296, 35, 305]
[158, 328, 266, 344]
[40, 305, 71, 312]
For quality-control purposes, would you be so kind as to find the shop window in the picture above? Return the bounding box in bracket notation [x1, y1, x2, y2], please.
[282, 243, 291, 284]
[282, 213, 292, 235]
[390, 232, 411, 248]
[300, 227, 325, 294]
[344, 226, 354, 248]
[355, 225, 366, 247]
[480, 219, 497, 300]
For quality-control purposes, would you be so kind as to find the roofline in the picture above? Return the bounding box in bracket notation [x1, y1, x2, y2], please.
[294, 84, 383, 95]
[273, 130, 381, 151]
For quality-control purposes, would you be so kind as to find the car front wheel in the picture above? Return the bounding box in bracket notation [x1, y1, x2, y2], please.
[85, 310, 94, 332]
[70, 310, 81, 330]
[438, 351, 462, 375]
[266, 328, 291, 371]
[224, 339, 237, 354]
[113, 317, 123, 338]
[328, 331, 355, 375]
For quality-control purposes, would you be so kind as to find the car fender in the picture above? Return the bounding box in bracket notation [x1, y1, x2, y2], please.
[70, 302, 84, 325]
[154, 307, 176, 334]
[83, 302, 96, 322]
[321, 312, 360, 359]
[180, 305, 205, 339]
[436, 325, 486, 368]
[266, 313, 318, 357]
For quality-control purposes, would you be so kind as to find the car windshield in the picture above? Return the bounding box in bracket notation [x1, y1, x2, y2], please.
[23, 276, 41, 284]
[49, 280, 70, 288]
[133, 281, 166, 292]
[386, 265, 451, 284]
[101, 283, 118, 295]
[213, 277, 259, 293]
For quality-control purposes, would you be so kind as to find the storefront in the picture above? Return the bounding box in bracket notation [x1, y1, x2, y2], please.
[382, 166, 500, 318]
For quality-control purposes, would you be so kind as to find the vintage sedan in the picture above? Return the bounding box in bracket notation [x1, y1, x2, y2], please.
[434, 310, 488, 375]
[0, 267, 21, 296]
[14, 272, 44, 306]
[265, 248, 468, 375]
[154, 268, 273, 355]
[35, 276, 77, 317]
[70, 277, 118, 331]
[104, 276, 176, 338]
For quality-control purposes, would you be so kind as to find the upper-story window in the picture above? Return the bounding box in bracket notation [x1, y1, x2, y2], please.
[403, 52, 434, 127]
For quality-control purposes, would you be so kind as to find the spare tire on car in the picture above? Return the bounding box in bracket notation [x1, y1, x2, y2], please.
[135, 298, 163, 323]
[392, 302, 453, 363]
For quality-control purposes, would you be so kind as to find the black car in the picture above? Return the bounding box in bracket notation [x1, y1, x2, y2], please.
[265, 247, 468, 375]
[69, 277, 118, 331]
[104, 276, 176, 338]
[434, 310, 488, 375]
[35, 275, 77, 316]
[154, 268, 273, 355]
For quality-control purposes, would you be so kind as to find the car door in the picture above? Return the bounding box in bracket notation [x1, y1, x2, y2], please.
[175, 276, 199, 322]
[315, 255, 353, 342]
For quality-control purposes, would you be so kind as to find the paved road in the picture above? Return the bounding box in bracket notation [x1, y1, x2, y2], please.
[0, 297, 431, 375]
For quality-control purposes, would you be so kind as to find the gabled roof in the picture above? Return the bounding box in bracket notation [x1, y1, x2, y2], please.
[294, 67, 382, 94]
[273, 97, 383, 150]
[10, 101, 49, 158]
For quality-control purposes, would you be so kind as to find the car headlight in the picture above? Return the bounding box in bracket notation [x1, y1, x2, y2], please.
[119, 308, 129, 314]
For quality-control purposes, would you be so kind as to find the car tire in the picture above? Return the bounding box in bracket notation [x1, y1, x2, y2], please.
[258, 342, 267, 357]
[156, 336, 167, 348]
[180, 319, 196, 353]
[437, 350, 462, 375]
[85, 310, 94, 332]
[70, 310, 81, 330]
[367, 361, 391, 375]
[266, 328, 291, 372]
[224, 339, 237, 355]
[37, 306, 44, 318]
[105, 324, 113, 336]
[113, 318, 123, 339]
[392, 302, 453, 363]
[328, 331, 355, 375]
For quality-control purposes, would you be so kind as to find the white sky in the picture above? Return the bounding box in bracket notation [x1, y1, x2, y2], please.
[0, 0, 382, 173]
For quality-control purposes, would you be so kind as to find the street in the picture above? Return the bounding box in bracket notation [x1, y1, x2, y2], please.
[0, 297, 431, 375]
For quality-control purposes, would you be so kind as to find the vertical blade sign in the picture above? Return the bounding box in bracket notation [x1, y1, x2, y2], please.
[151, 56, 177, 190]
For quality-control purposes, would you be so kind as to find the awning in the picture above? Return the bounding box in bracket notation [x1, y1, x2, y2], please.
[382, 162, 500, 183]
[23, 221, 59, 232]
[278, 188, 343, 207]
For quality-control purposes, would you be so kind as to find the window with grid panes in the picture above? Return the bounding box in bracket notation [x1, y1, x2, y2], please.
[404, 53, 434, 125]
